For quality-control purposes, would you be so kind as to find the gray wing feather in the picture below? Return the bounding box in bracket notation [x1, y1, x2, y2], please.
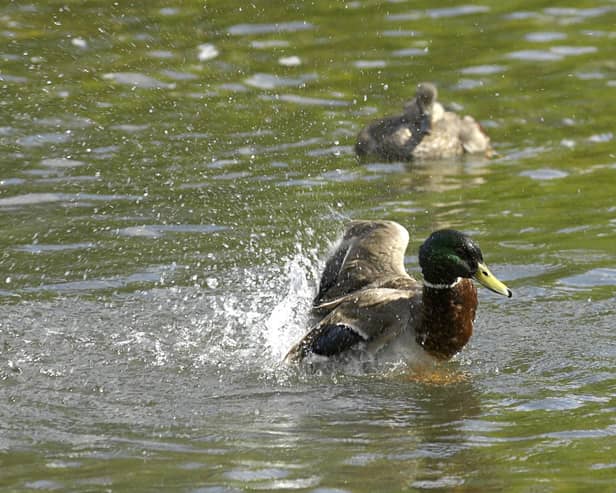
[314, 220, 414, 305]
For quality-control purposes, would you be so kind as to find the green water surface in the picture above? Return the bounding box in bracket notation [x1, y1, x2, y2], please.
[1, 1, 615, 491]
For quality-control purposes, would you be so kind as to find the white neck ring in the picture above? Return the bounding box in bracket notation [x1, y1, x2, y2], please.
[423, 277, 462, 290]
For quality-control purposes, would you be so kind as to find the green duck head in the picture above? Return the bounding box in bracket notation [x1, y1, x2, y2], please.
[419, 229, 512, 297]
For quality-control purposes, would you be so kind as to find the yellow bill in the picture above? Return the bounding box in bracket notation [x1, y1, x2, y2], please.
[474, 262, 512, 297]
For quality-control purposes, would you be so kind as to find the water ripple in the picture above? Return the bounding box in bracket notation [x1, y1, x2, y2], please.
[0, 177, 26, 186]
[392, 47, 428, 57]
[279, 56, 301, 67]
[17, 133, 71, 147]
[382, 30, 421, 37]
[519, 168, 569, 180]
[460, 64, 506, 75]
[244, 73, 317, 90]
[260, 94, 349, 107]
[543, 7, 613, 18]
[228, 21, 313, 36]
[0, 192, 142, 208]
[251, 40, 290, 49]
[353, 60, 387, 69]
[507, 50, 563, 61]
[103, 72, 176, 90]
[15, 242, 96, 254]
[387, 6, 489, 21]
[588, 132, 613, 143]
[40, 157, 87, 168]
[525, 32, 567, 42]
[558, 268, 616, 288]
[116, 224, 227, 238]
[0, 73, 29, 83]
[17, 265, 181, 295]
[223, 468, 289, 481]
[426, 5, 490, 17]
[550, 46, 597, 56]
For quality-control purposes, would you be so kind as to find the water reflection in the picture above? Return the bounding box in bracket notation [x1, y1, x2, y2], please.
[351, 140, 493, 192]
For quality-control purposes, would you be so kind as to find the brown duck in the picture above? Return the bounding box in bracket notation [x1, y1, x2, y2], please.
[285, 221, 511, 364]
[355, 83, 493, 161]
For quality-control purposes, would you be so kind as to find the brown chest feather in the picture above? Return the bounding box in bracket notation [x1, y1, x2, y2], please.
[415, 280, 478, 360]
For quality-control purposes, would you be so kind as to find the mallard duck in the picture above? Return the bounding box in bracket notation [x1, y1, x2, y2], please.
[355, 83, 437, 162]
[284, 221, 511, 364]
[355, 83, 492, 161]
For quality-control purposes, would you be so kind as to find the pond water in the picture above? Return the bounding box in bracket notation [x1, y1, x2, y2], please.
[1, 1, 616, 491]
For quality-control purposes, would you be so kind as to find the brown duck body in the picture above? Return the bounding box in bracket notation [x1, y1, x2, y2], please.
[284, 221, 509, 365]
[411, 109, 492, 160]
[355, 83, 493, 161]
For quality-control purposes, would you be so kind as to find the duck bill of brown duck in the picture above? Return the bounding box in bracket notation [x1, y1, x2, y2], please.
[474, 262, 512, 298]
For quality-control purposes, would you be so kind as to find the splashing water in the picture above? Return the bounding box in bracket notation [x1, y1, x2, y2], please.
[264, 249, 319, 362]
[176, 242, 324, 383]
